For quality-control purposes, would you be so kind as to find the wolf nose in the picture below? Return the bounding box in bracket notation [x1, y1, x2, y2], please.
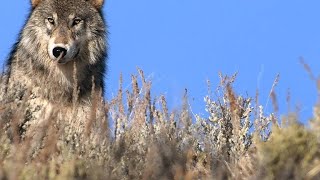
[52, 47, 67, 59]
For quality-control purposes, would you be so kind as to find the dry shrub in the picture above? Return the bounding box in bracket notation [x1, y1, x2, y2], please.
[1, 68, 320, 179]
[257, 122, 320, 180]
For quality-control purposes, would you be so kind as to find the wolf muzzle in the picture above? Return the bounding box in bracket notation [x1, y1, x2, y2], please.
[53, 47, 67, 59]
[48, 38, 79, 64]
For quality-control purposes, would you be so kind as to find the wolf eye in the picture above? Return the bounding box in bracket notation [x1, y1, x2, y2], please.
[47, 17, 55, 25]
[72, 18, 82, 26]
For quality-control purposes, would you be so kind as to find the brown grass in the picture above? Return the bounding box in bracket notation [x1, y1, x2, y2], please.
[0, 68, 320, 179]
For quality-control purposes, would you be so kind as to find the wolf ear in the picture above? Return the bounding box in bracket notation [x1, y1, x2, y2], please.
[31, 0, 42, 7]
[88, 0, 104, 9]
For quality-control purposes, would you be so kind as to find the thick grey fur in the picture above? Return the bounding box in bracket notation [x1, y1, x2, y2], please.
[0, 0, 108, 154]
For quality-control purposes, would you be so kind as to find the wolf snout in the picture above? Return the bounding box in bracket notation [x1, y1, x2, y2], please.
[53, 47, 67, 59]
[48, 39, 79, 63]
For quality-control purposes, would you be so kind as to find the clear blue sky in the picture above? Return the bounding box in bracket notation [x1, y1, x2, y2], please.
[1, 1, 320, 123]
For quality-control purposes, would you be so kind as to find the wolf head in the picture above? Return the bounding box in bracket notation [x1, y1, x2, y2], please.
[20, 0, 106, 65]
[8, 0, 107, 101]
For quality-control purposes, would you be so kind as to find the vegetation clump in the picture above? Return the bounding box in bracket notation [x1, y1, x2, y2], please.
[0, 69, 319, 180]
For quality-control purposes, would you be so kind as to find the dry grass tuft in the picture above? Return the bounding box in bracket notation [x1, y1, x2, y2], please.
[0, 68, 320, 179]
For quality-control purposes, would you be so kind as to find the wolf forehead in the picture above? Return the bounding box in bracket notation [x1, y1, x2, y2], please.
[33, 0, 104, 15]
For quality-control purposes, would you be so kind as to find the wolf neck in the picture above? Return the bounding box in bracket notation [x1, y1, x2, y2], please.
[9, 45, 104, 105]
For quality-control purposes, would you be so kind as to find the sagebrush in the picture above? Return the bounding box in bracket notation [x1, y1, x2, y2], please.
[1, 69, 320, 180]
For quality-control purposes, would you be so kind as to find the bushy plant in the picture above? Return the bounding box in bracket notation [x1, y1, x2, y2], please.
[0, 69, 319, 180]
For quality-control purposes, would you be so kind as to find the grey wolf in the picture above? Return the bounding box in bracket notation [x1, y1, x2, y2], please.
[0, 0, 108, 154]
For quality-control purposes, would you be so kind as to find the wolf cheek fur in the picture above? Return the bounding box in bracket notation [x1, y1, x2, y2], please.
[0, 0, 108, 149]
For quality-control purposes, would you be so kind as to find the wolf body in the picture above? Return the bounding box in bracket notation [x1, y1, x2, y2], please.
[0, 0, 108, 154]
